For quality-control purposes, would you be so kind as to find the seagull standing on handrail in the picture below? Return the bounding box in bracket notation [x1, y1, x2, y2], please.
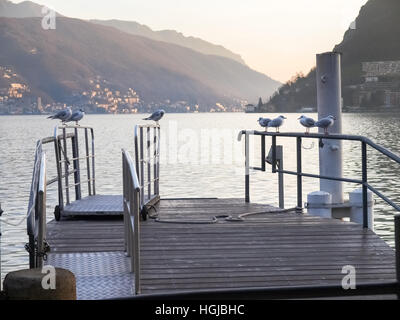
[258, 117, 271, 131]
[66, 109, 85, 125]
[315, 115, 336, 135]
[143, 109, 165, 124]
[47, 107, 72, 123]
[298, 115, 316, 134]
[267, 115, 287, 133]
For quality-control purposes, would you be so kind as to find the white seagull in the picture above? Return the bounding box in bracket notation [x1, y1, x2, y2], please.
[143, 109, 165, 124]
[47, 107, 72, 123]
[67, 109, 85, 125]
[267, 115, 287, 133]
[258, 117, 271, 131]
[298, 115, 316, 134]
[315, 115, 336, 134]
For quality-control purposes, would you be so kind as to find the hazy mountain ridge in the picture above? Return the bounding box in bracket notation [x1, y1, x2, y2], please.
[0, 0, 43, 17]
[0, 0, 246, 66]
[0, 16, 280, 109]
[265, 0, 400, 112]
[91, 19, 246, 66]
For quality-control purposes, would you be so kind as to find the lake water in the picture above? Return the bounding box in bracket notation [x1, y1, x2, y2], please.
[1, 112, 400, 285]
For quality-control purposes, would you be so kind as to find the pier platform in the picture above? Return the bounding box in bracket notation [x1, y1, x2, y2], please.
[46, 198, 397, 300]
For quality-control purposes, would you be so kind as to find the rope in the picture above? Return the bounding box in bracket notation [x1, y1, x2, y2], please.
[143, 203, 299, 224]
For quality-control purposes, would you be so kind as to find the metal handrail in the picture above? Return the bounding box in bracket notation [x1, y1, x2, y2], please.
[238, 130, 400, 228]
[53, 124, 96, 218]
[122, 149, 141, 294]
[26, 141, 48, 268]
[134, 124, 161, 212]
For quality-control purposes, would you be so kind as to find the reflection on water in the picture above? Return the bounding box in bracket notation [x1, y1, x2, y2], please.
[1, 113, 400, 282]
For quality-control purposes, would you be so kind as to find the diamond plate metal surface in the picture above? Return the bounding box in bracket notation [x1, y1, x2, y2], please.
[46, 251, 134, 300]
[63, 195, 123, 215]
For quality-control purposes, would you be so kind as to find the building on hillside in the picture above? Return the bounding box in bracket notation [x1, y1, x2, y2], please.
[347, 61, 400, 109]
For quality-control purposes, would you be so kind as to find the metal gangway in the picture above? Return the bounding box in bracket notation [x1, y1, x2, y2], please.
[26, 123, 160, 271]
[50, 124, 123, 220]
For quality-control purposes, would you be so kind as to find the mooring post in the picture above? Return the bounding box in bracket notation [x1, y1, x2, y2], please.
[0, 203, 3, 292]
[316, 52, 344, 204]
[395, 214, 400, 285]
[245, 132, 250, 203]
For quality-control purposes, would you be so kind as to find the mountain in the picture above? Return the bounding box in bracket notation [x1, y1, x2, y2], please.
[0, 0, 56, 17]
[265, 0, 400, 112]
[0, 16, 280, 109]
[90, 19, 246, 66]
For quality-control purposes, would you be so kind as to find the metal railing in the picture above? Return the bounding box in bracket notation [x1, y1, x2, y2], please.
[26, 141, 48, 268]
[122, 149, 141, 294]
[53, 124, 95, 220]
[134, 124, 161, 214]
[238, 130, 400, 229]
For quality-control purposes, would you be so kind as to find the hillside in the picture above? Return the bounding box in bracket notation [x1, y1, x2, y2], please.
[91, 19, 246, 66]
[0, 17, 280, 109]
[0, 0, 246, 65]
[266, 0, 400, 112]
[0, 0, 43, 17]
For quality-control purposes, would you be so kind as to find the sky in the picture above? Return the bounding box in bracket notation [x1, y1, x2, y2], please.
[15, 0, 369, 83]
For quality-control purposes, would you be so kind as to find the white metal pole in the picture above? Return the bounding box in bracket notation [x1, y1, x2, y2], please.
[316, 52, 344, 204]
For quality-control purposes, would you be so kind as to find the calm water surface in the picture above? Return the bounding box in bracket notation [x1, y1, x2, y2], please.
[1, 113, 400, 284]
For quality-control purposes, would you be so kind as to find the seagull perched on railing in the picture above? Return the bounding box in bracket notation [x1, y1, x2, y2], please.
[267, 115, 287, 133]
[315, 115, 336, 135]
[66, 109, 85, 125]
[143, 109, 165, 124]
[298, 115, 316, 134]
[258, 117, 271, 131]
[47, 107, 72, 123]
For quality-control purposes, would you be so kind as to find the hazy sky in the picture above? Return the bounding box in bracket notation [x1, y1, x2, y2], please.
[16, 0, 368, 82]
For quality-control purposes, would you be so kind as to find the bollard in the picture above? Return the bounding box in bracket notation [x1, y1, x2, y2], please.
[307, 191, 332, 218]
[3, 267, 76, 300]
[349, 188, 374, 230]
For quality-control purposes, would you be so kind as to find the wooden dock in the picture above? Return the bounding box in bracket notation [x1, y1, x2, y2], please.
[45, 198, 397, 300]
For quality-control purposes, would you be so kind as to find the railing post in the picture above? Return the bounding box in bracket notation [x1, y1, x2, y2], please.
[71, 132, 82, 200]
[362, 142, 368, 228]
[133, 186, 141, 294]
[271, 135, 277, 173]
[37, 153, 46, 268]
[54, 138, 64, 210]
[134, 126, 140, 177]
[153, 127, 158, 194]
[277, 147, 284, 209]
[90, 128, 96, 195]
[297, 137, 303, 209]
[245, 132, 250, 203]
[261, 135, 266, 172]
[157, 126, 161, 196]
[147, 127, 151, 200]
[84, 128, 92, 196]
[140, 127, 144, 207]
[62, 127, 70, 205]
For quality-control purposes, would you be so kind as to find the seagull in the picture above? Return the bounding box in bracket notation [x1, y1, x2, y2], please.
[315, 115, 336, 135]
[298, 115, 316, 134]
[66, 109, 85, 125]
[258, 117, 271, 131]
[267, 115, 287, 133]
[47, 107, 72, 123]
[143, 109, 165, 124]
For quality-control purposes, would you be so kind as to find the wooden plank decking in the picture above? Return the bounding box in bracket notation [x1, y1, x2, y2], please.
[46, 198, 396, 299]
